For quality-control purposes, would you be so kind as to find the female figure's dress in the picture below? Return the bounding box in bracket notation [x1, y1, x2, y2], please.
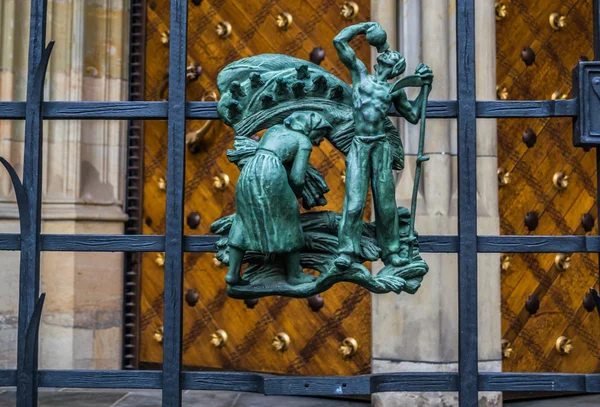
[228, 149, 303, 253]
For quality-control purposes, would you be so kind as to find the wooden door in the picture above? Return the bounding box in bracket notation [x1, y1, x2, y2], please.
[496, 0, 600, 373]
[137, 0, 372, 375]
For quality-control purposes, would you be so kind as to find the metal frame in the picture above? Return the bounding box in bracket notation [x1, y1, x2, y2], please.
[1, 1, 599, 406]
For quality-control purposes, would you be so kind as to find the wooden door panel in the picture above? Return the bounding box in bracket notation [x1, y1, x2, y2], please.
[497, 0, 599, 373]
[139, 0, 372, 375]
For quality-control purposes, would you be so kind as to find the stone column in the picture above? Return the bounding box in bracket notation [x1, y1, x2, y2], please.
[0, 0, 129, 370]
[370, 1, 502, 406]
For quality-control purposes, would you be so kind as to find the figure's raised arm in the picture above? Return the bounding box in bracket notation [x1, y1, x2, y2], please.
[333, 23, 377, 81]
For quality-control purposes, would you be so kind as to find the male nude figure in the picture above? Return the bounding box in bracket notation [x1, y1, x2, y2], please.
[333, 22, 433, 269]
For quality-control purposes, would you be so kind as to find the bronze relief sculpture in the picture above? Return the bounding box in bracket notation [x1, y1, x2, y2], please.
[210, 22, 433, 299]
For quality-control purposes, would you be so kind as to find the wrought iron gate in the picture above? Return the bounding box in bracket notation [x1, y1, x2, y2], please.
[0, 0, 599, 406]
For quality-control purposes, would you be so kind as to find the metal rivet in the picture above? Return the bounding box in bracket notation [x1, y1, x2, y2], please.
[244, 298, 259, 309]
[309, 47, 326, 65]
[186, 212, 201, 229]
[185, 289, 199, 307]
[186, 62, 202, 82]
[522, 128, 537, 148]
[581, 213, 595, 232]
[160, 31, 169, 45]
[145, 217, 153, 227]
[157, 177, 166, 191]
[549, 12, 566, 31]
[276, 12, 293, 30]
[495, 2, 508, 21]
[580, 55, 590, 62]
[551, 90, 567, 100]
[213, 173, 230, 191]
[552, 172, 569, 190]
[191, 0, 203, 5]
[501, 255, 511, 271]
[341, 1, 359, 20]
[555, 336, 573, 355]
[525, 295, 540, 315]
[583, 292, 597, 312]
[211, 329, 228, 348]
[496, 85, 508, 100]
[216, 21, 232, 38]
[155, 252, 165, 267]
[307, 294, 324, 312]
[273, 332, 291, 352]
[501, 339, 513, 359]
[153, 326, 164, 344]
[554, 253, 571, 271]
[339, 337, 358, 358]
[213, 254, 225, 268]
[149, 1, 157, 10]
[521, 47, 536, 66]
[497, 167, 510, 186]
[524, 211, 539, 231]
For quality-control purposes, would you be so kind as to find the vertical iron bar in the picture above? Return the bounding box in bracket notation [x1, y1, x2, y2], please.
[162, 0, 187, 406]
[593, 0, 600, 297]
[17, 1, 48, 406]
[456, 0, 478, 406]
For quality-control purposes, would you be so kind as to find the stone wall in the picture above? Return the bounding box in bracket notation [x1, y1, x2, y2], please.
[0, 0, 129, 370]
[370, 1, 502, 406]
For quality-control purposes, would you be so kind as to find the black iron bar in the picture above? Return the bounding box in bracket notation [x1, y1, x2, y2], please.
[456, 0, 479, 406]
[16, 1, 48, 406]
[162, 0, 188, 406]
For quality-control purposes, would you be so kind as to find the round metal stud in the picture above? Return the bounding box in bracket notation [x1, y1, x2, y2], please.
[191, 0, 203, 5]
[210, 329, 228, 348]
[186, 62, 203, 82]
[583, 292, 597, 312]
[216, 21, 232, 38]
[501, 255, 511, 271]
[497, 168, 510, 187]
[525, 295, 540, 315]
[160, 31, 170, 45]
[555, 336, 573, 355]
[307, 294, 324, 312]
[339, 337, 359, 358]
[309, 47, 326, 65]
[157, 177, 166, 191]
[521, 46, 536, 66]
[496, 85, 508, 100]
[155, 252, 165, 267]
[341, 1, 359, 20]
[501, 339, 513, 359]
[524, 211, 539, 231]
[276, 12, 293, 30]
[554, 253, 571, 271]
[244, 298, 259, 309]
[213, 173, 230, 191]
[186, 211, 201, 229]
[552, 172, 569, 191]
[522, 128, 537, 148]
[153, 326, 164, 344]
[549, 12, 566, 31]
[273, 332, 291, 352]
[185, 289, 199, 307]
[581, 213, 595, 232]
[495, 2, 508, 21]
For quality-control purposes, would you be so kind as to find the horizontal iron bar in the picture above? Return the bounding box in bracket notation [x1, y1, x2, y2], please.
[0, 371, 585, 394]
[0, 234, 597, 253]
[0, 369, 16, 386]
[0, 100, 577, 120]
[38, 370, 162, 389]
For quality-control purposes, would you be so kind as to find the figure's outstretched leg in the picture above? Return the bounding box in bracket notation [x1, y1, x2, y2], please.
[225, 246, 249, 285]
[285, 251, 315, 285]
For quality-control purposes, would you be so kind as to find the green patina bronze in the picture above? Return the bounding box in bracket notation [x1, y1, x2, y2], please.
[210, 22, 433, 299]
